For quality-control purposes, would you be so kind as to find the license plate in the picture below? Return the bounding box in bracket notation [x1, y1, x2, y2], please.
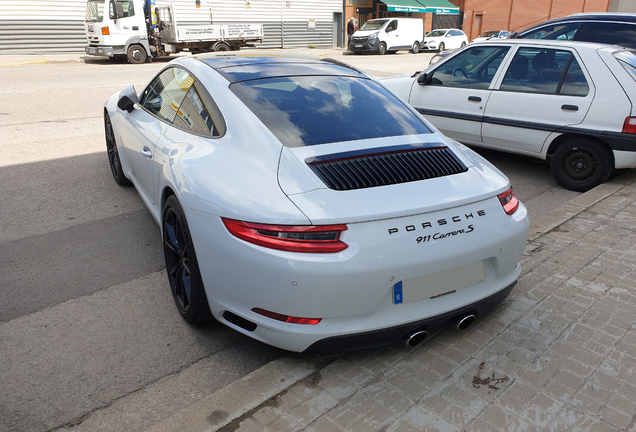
[355, 44, 362, 48]
[393, 261, 485, 304]
[88, 24, 95, 33]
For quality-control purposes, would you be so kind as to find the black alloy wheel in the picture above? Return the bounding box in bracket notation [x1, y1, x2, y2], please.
[163, 196, 212, 323]
[104, 112, 131, 186]
[551, 139, 612, 192]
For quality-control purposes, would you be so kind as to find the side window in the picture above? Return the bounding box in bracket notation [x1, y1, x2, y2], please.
[175, 83, 226, 136]
[580, 22, 636, 50]
[520, 22, 581, 40]
[499, 48, 589, 96]
[430, 46, 510, 89]
[118, 0, 134, 17]
[387, 20, 397, 31]
[140, 67, 194, 124]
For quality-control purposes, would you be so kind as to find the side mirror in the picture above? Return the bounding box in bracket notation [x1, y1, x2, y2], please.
[117, 84, 139, 113]
[417, 72, 431, 86]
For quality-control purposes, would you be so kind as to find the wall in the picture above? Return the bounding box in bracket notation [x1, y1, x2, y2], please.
[0, 0, 342, 53]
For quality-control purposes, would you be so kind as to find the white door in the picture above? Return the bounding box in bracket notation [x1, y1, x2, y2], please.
[408, 45, 512, 143]
[482, 46, 594, 154]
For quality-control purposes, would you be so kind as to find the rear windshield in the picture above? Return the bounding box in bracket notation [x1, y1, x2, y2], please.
[361, 20, 388, 31]
[615, 50, 636, 81]
[230, 76, 431, 147]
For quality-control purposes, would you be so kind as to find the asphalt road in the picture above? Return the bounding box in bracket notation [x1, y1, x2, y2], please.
[0, 48, 579, 432]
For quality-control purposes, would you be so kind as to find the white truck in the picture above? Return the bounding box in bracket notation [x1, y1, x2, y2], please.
[349, 18, 424, 55]
[84, 0, 264, 63]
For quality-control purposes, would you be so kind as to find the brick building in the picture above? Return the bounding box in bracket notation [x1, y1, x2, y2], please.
[345, 0, 612, 41]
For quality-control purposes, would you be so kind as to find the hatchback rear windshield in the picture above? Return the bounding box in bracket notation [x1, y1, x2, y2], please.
[615, 50, 636, 81]
[230, 76, 431, 147]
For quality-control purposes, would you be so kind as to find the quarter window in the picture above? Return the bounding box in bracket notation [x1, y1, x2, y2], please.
[499, 48, 589, 96]
[580, 22, 636, 50]
[140, 67, 224, 136]
[429, 46, 510, 89]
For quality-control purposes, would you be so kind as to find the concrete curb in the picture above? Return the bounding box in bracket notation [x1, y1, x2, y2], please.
[144, 356, 319, 432]
[145, 169, 636, 432]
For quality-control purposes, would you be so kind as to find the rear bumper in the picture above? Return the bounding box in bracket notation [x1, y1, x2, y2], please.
[304, 280, 516, 354]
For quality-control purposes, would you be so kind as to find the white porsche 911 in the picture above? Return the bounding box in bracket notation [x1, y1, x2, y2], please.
[104, 54, 529, 353]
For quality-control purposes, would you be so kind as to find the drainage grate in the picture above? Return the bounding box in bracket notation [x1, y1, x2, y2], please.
[307, 145, 468, 191]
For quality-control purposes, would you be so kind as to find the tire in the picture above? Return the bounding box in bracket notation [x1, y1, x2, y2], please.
[163, 196, 213, 323]
[378, 42, 387, 55]
[438, 42, 445, 52]
[126, 44, 147, 64]
[461, 42, 466, 48]
[551, 139, 612, 192]
[411, 42, 420, 54]
[104, 111, 131, 186]
[214, 42, 230, 52]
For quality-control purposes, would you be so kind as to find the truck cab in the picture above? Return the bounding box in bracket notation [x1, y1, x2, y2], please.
[85, 0, 152, 63]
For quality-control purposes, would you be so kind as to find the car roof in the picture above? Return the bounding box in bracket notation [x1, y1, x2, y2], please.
[194, 55, 367, 83]
[463, 38, 625, 51]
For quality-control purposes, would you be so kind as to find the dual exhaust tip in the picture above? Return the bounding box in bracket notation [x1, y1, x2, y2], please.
[404, 314, 476, 347]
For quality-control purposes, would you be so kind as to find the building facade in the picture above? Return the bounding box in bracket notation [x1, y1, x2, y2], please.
[0, 0, 343, 53]
[344, 0, 617, 41]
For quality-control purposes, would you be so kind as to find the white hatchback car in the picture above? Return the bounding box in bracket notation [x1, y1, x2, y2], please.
[382, 39, 636, 191]
[105, 54, 529, 353]
[422, 28, 468, 52]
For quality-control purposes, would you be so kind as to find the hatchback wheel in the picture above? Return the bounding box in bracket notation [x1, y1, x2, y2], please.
[104, 111, 131, 186]
[439, 42, 445, 52]
[551, 139, 612, 192]
[163, 196, 212, 323]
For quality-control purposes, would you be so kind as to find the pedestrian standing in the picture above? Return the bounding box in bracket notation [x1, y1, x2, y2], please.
[347, 17, 355, 48]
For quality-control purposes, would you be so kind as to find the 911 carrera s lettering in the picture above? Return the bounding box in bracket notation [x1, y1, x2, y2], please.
[416, 224, 474, 243]
[388, 210, 485, 235]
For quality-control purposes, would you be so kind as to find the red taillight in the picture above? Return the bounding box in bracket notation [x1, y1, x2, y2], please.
[497, 187, 519, 215]
[222, 218, 348, 253]
[622, 117, 636, 134]
[252, 308, 321, 325]
[101, 26, 110, 35]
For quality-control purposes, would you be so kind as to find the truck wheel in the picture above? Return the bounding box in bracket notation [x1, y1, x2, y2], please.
[411, 42, 420, 54]
[213, 42, 230, 52]
[127, 45, 147, 64]
[378, 42, 387, 55]
[551, 139, 612, 192]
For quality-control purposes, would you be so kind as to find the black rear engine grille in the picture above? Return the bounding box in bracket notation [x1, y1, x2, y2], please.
[307, 146, 467, 191]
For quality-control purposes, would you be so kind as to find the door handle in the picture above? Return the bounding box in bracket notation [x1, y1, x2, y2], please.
[561, 104, 578, 111]
[468, 96, 481, 102]
[132, 26, 139, 30]
[141, 146, 153, 159]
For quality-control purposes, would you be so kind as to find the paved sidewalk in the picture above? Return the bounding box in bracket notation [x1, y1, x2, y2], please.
[147, 170, 636, 432]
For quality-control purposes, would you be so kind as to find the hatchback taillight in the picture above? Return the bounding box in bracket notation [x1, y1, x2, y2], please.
[622, 117, 636, 134]
[222, 218, 348, 253]
[498, 187, 519, 215]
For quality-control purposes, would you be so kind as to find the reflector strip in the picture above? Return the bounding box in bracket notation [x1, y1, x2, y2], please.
[252, 308, 321, 325]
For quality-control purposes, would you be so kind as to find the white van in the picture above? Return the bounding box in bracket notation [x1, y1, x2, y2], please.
[349, 18, 424, 55]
